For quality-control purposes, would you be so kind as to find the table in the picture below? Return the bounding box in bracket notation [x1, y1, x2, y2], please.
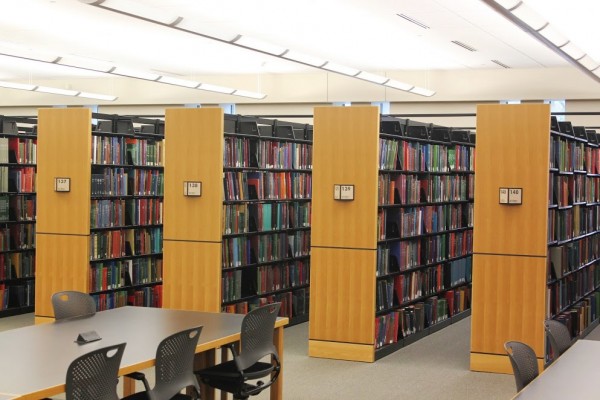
[513, 339, 600, 399]
[0, 307, 287, 400]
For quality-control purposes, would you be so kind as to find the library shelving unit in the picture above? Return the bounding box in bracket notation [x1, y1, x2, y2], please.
[309, 106, 474, 362]
[470, 103, 600, 373]
[163, 108, 312, 325]
[36, 109, 165, 321]
[0, 116, 37, 317]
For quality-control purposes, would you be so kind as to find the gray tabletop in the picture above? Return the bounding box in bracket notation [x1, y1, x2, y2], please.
[514, 339, 600, 399]
[0, 306, 247, 397]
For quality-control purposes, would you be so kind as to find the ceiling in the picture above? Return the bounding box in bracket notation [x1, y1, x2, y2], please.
[0, 0, 596, 95]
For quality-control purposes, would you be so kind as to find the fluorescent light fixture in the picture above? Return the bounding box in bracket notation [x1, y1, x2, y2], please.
[578, 55, 598, 71]
[538, 25, 568, 47]
[384, 79, 414, 91]
[560, 42, 585, 60]
[321, 62, 360, 76]
[0, 48, 59, 63]
[111, 67, 160, 81]
[56, 56, 114, 73]
[232, 89, 267, 100]
[157, 76, 200, 88]
[282, 51, 326, 67]
[0, 81, 36, 90]
[78, 92, 118, 101]
[494, 0, 521, 9]
[198, 83, 236, 94]
[231, 35, 287, 56]
[35, 86, 79, 96]
[175, 20, 239, 42]
[355, 71, 389, 84]
[409, 87, 436, 97]
[511, 3, 546, 31]
[81, 0, 182, 26]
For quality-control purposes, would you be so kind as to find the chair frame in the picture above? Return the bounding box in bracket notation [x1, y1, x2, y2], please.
[504, 340, 539, 392]
[52, 290, 96, 320]
[544, 319, 572, 363]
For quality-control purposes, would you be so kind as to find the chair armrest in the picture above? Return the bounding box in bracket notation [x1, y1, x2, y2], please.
[124, 371, 151, 392]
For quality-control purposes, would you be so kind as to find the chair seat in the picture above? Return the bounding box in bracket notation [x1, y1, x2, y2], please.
[196, 360, 275, 395]
[122, 392, 194, 400]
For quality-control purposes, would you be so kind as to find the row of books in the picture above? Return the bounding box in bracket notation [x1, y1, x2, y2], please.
[222, 287, 309, 319]
[377, 236, 472, 276]
[224, 136, 312, 170]
[0, 224, 35, 251]
[379, 139, 474, 172]
[379, 204, 474, 240]
[376, 258, 472, 311]
[552, 291, 600, 340]
[91, 168, 164, 196]
[91, 136, 163, 166]
[7, 168, 35, 193]
[548, 235, 600, 280]
[549, 173, 600, 207]
[548, 206, 600, 243]
[89, 257, 163, 292]
[91, 284, 163, 311]
[547, 263, 600, 317]
[0, 137, 36, 164]
[0, 195, 35, 221]
[374, 287, 471, 349]
[585, 145, 600, 175]
[0, 252, 34, 281]
[255, 261, 310, 295]
[223, 171, 311, 201]
[0, 281, 34, 309]
[222, 231, 310, 268]
[90, 198, 163, 228]
[222, 201, 311, 235]
[551, 137, 586, 172]
[89, 227, 162, 260]
[378, 173, 473, 206]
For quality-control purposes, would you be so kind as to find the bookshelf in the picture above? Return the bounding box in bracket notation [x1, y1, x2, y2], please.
[470, 103, 600, 373]
[309, 106, 474, 362]
[163, 109, 312, 324]
[0, 116, 37, 317]
[36, 109, 164, 321]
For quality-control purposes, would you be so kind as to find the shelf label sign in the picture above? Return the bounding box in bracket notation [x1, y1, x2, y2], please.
[334, 184, 355, 201]
[499, 187, 508, 204]
[55, 177, 71, 192]
[184, 181, 202, 197]
[499, 187, 522, 205]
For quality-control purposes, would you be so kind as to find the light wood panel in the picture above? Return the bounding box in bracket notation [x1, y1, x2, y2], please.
[470, 254, 547, 357]
[37, 108, 91, 235]
[470, 353, 544, 374]
[34, 234, 89, 318]
[308, 340, 375, 362]
[473, 104, 550, 257]
[309, 247, 376, 344]
[162, 241, 221, 312]
[163, 108, 224, 243]
[311, 106, 379, 249]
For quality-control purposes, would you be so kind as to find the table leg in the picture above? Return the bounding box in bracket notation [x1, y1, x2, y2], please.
[194, 349, 216, 400]
[270, 325, 284, 400]
[123, 375, 136, 397]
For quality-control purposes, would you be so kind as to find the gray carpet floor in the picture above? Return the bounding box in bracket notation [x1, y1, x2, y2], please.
[0, 312, 518, 399]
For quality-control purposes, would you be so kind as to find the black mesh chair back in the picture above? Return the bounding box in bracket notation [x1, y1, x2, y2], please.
[235, 302, 281, 371]
[504, 341, 539, 392]
[195, 302, 281, 399]
[545, 319, 572, 361]
[52, 291, 96, 320]
[122, 326, 202, 400]
[65, 342, 126, 400]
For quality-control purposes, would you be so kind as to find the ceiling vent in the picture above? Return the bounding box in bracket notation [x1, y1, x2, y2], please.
[451, 40, 477, 52]
[396, 14, 430, 29]
[491, 59, 511, 68]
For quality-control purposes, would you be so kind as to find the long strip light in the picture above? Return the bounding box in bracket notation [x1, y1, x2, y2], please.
[482, 0, 600, 82]
[0, 80, 118, 100]
[79, 0, 436, 97]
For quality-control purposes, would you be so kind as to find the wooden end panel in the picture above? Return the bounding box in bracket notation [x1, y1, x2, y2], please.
[164, 108, 224, 242]
[309, 247, 376, 345]
[37, 108, 91, 235]
[474, 104, 550, 256]
[162, 240, 221, 312]
[311, 106, 379, 249]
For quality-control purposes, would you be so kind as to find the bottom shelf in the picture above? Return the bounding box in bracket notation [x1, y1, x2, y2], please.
[0, 305, 34, 318]
[287, 313, 309, 327]
[375, 308, 471, 360]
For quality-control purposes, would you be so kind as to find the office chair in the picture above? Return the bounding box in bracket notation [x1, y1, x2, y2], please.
[504, 341, 539, 392]
[544, 319, 572, 363]
[196, 303, 281, 400]
[122, 326, 203, 400]
[66, 342, 126, 400]
[52, 290, 96, 320]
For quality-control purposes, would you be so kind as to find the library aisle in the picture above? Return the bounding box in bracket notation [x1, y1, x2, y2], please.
[0, 313, 516, 399]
